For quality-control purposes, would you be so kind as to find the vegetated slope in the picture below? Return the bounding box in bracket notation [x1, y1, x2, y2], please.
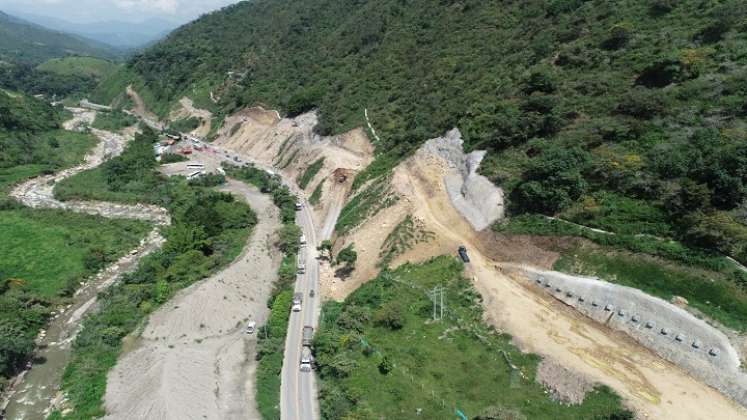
[0, 11, 120, 97]
[97, 0, 747, 264]
[36, 56, 118, 79]
[0, 11, 115, 64]
[0, 90, 149, 391]
[315, 257, 633, 419]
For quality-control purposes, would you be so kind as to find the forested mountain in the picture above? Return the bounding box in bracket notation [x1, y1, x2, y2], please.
[0, 11, 116, 64]
[97, 0, 747, 262]
[7, 13, 177, 49]
[0, 12, 121, 97]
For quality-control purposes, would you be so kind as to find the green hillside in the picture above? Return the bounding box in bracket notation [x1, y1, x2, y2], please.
[0, 11, 115, 64]
[0, 12, 120, 98]
[97, 0, 747, 267]
[36, 56, 118, 79]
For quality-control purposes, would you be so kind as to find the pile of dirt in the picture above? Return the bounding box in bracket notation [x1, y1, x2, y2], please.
[536, 359, 595, 405]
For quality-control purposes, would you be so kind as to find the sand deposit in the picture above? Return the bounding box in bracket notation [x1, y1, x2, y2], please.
[104, 180, 280, 420]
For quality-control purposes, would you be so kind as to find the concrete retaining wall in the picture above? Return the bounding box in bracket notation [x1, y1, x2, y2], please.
[516, 267, 747, 408]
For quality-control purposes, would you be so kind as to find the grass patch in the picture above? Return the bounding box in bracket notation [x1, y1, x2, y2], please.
[378, 215, 434, 268]
[555, 247, 747, 332]
[297, 157, 324, 190]
[169, 116, 201, 133]
[494, 215, 731, 272]
[309, 178, 324, 206]
[336, 175, 398, 234]
[314, 256, 631, 419]
[0, 208, 150, 298]
[559, 192, 673, 237]
[159, 153, 188, 164]
[36, 57, 118, 79]
[91, 110, 138, 132]
[274, 135, 295, 162]
[0, 129, 97, 193]
[279, 149, 299, 170]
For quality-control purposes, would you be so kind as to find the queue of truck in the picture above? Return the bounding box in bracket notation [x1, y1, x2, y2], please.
[294, 201, 315, 372]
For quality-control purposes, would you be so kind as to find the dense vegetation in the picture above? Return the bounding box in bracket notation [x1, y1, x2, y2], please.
[55, 127, 167, 204]
[224, 163, 301, 419]
[315, 257, 632, 419]
[50, 130, 257, 418]
[90, 109, 138, 132]
[95, 0, 747, 270]
[0, 90, 149, 390]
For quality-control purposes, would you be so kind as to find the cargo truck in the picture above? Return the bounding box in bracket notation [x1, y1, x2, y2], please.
[300, 346, 313, 372]
[302, 326, 314, 346]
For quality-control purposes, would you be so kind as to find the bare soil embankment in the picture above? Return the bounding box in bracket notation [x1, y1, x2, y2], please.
[169, 97, 213, 138]
[322, 128, 747, 419]
[104, 180, 281, 420]
[205, 106, 747, 419]
[215, 107, 373, 236]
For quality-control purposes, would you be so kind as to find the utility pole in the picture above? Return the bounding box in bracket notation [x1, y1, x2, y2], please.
[429, 286, 445, 321]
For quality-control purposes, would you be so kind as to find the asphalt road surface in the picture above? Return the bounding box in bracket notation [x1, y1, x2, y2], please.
[195, 143, 323, 420]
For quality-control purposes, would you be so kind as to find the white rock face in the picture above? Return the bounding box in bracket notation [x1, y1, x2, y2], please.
[418, 128, 504, 230]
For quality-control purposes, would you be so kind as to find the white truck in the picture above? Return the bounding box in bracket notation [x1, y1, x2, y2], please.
[300, 346, 313, 372]
[297, 255, 306, 274]
[292, 292, 303, 312]
[302, 326, 314, 346]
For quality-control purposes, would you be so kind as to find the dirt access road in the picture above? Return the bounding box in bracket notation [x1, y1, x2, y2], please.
[104, 179, 281, 420]
[2, 109, 168, 420]
[391, 154, 747, 420]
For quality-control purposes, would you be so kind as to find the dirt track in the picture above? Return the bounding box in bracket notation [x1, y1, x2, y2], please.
[104, 180, 280, 420]
[388, 151, 747, 419]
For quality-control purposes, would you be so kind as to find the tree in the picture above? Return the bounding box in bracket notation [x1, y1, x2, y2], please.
[318, 239, 333, 261]
[602, 24, 632, 50]
[374, 302, 404, 330]
[277, 224, 303, 254]
[336, 244, 358, 268]
[378, 356, 392, 375]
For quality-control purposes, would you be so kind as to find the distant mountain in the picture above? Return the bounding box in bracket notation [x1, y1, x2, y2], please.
[0, 11, 118, 64]
[9, 13, 178, 49]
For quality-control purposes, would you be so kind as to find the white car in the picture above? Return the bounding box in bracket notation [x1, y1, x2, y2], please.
[245, 321, 256, 334]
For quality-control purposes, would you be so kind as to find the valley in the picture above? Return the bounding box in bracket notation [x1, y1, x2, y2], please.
[1, 0, 747, 419]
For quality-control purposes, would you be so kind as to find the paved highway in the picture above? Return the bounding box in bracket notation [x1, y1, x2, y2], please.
[197, 144, 324, 420]
[146, 126, 324, 420]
